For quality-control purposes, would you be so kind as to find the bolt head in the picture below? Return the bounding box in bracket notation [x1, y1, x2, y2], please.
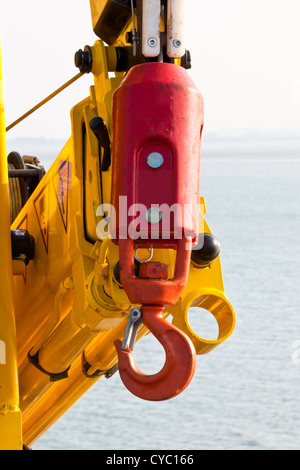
[147, 152, 164, 168]
[173, 39, 182, 48]
[146, 208, 162, 224]
[148, 37, 157, 47]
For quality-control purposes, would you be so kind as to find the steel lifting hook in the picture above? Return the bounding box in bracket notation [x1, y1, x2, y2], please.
[114, 305, 197, 401]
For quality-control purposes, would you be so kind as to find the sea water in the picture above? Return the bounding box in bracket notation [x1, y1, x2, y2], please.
[25, 137, 300, 450]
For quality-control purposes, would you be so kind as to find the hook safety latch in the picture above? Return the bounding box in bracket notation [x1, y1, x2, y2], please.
[121, 307, 143, 351]
[115, 305, 196, 401]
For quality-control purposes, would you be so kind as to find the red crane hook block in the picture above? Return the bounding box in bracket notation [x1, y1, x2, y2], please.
[114, 305, 197, 401]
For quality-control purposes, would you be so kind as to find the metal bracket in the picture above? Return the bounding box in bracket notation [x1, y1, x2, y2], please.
[28, 349, 70, 382]
[81, 351, 119, 380]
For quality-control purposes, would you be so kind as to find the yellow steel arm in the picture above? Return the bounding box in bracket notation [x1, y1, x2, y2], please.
[0, 40, 22, 450]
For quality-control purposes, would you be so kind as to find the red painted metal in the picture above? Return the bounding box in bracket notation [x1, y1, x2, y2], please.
[118, 236, 191, 306]
[138, 262, 168, 279]
[111, 62, 204, 245]
[111, 63, 203, 400]
[114, 305, 197, 401]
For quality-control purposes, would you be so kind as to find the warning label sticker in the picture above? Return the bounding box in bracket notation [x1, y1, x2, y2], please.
[34, 184, 49, 254]
[53, 160, 71, 233]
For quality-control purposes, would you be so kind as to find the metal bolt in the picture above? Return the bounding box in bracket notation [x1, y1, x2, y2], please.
[147, 152, 164, 168]
[173, 39, 182, 48]
[74, 46, 93, 73]
[146, 208, 162, 224]
[131, 308, 140, 317]
[148, 37, 157, 47]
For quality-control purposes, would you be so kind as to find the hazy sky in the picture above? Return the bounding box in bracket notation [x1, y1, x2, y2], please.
[0, 0, 299, 140]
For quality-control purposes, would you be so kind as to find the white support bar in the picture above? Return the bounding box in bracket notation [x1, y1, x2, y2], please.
[142, 0, 161, 57]
[167, 0, 186, 58]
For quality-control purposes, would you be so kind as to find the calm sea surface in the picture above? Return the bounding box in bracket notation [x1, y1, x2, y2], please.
[28, 141, 300, 450]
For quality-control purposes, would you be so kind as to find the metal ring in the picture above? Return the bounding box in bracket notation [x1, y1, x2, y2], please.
[134, 248, 153, 264]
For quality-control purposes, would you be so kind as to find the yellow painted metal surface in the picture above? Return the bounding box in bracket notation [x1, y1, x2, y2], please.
[0, 41, 22, 450]
[11, 45, 132, 446]
[0, 2, 235, 449]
